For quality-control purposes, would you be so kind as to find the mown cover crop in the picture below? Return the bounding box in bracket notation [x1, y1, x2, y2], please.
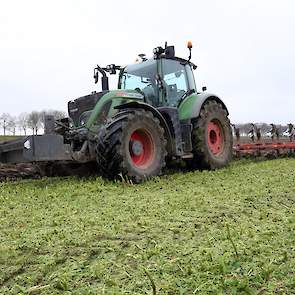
[0, 159, 294, 294]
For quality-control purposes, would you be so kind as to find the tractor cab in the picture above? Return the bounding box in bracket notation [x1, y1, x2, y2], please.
[118, 44, 197, 108]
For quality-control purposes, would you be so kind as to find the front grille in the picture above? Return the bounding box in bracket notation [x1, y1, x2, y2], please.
[68, 91, 108, 126]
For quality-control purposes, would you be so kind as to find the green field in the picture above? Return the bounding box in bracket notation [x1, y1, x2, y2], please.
[0, 135, 21, 142]
[0, 159, 294, 294]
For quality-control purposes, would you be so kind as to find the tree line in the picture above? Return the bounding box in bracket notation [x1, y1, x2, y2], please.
[0, 110, 66, 136]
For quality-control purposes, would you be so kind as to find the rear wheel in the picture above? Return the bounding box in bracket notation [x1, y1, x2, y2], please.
[96, 109, 167, 182]
[191, 100, 233, 169]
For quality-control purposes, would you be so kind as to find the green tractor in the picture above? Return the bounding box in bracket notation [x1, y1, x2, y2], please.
[66, 42, 233, 182]
[0, 42, 233, 181]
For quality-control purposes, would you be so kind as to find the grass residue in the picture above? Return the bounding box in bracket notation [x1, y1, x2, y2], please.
[0, 159, 294, 294]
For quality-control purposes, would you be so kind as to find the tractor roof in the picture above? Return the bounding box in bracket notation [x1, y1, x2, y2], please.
[164, 56, 197, 69]
[124, 56, 197, 72]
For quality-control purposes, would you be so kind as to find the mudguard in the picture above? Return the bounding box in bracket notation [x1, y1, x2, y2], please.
[178, 92, 229, 121]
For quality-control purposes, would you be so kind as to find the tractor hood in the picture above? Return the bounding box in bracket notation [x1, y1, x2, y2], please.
[68, 90, 144, 127]
[68, 91, 109, 126]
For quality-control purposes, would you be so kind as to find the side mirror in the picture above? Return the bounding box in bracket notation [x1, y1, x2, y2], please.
[202, 86, 207, 92]
[101, 76, 109, 91]
[94, 71, 99, 84]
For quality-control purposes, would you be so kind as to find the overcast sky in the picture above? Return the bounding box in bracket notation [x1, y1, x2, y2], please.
[0, 0, 294, 123]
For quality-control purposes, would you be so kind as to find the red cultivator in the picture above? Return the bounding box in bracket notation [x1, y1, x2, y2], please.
[232, 123, 295, 157]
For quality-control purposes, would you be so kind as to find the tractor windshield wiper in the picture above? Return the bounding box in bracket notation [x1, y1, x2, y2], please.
[134, 88, 146, 99]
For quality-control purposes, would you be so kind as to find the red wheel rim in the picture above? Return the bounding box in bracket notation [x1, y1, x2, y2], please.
[207, 120, 224, 155]
[129, 129, 155, 168]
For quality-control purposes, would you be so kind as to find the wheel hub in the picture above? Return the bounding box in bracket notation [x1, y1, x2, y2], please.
[129, 129, 155, 168]
[207, 120, 224, 155]
[130, 140, 143, 156]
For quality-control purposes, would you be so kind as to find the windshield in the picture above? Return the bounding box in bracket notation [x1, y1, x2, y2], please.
[119, 59, 159, 105]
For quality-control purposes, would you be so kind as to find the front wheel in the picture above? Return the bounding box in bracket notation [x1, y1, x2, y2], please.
[191, 100, 233, 169]
[96, 109, 167, 182]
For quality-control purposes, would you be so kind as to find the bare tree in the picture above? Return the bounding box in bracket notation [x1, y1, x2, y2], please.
[39, 110, 67, 130]
[1, 110, 66, 136]
[49, 110, 67, 120]
[0, 113, 12, 136]
[7, 116, 17, 135]
[39, 110, 47, 131]
[27, 111, 42, 135]
[17, 112, 29, 135]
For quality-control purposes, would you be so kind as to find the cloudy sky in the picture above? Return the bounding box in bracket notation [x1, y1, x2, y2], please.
[0, 0, 294, 123]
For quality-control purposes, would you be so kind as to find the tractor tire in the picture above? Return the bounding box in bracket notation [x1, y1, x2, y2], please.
[191, 100, 233, 169]
[96, 109, 167, 183]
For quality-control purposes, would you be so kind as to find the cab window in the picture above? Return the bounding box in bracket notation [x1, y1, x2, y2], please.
[162, 59, 189, 107]
[119, 59, 159, 106]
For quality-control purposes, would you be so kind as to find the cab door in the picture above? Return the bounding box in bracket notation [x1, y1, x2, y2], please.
[160, 59, 190, 107]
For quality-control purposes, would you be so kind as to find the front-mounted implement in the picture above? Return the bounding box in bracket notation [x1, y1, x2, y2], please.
[1, 42, 294, 182]
[0, 116, 71, 165]
[0, 116, 73, 180]
[0, 135, 71, 165]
